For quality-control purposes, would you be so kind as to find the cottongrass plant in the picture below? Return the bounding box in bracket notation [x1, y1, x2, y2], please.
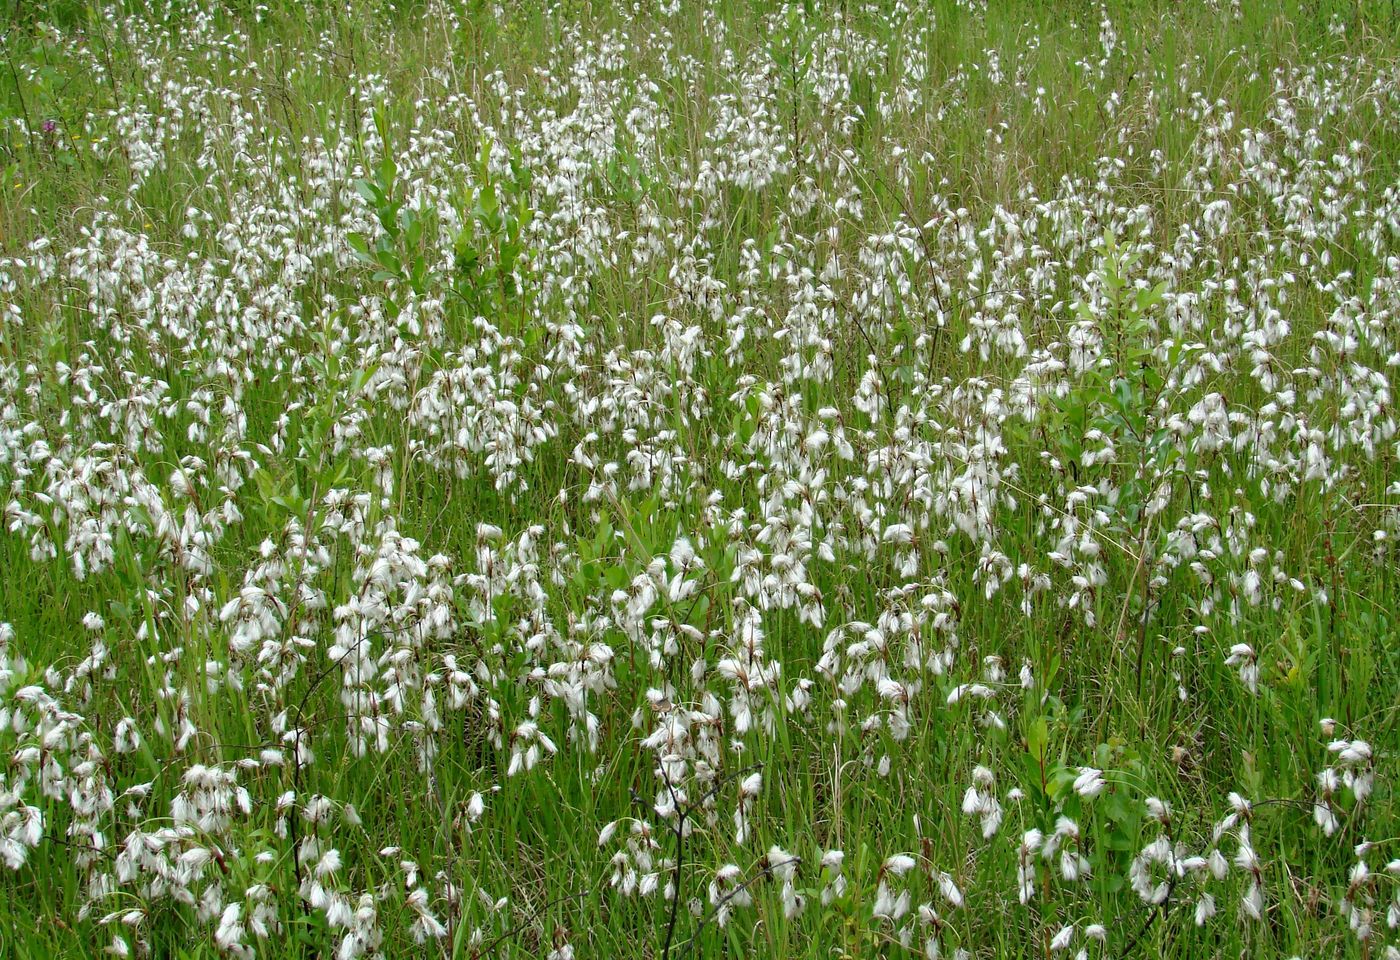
[2, 0, 1400, 956]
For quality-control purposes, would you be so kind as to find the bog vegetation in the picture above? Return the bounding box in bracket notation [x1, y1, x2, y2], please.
[3, 0, 1400, 957]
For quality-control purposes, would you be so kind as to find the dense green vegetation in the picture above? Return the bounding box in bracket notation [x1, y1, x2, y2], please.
[3, 1, 1400, 957]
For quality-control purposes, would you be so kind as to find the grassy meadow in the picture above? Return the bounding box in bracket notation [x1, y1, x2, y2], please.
[3, 0, 1400, 957]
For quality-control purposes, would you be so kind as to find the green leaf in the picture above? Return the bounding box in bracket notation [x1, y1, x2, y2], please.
[347, 232, 375, 264]
[354, 179, 381, 205]
[1026, 714, 1050, 766]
